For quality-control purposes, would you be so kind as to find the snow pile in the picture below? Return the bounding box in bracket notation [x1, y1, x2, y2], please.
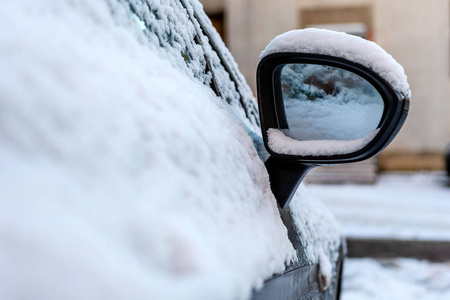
[0, 0, 296, 299]
[289, 185, 341, 285]
[267, 128, 379, 156]
[261, 28, 411, 98]
[342, 258, 450, 300]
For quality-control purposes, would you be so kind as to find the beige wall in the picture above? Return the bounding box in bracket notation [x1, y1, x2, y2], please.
[373, 0, 449, 153]
[225, 0, 373, 92]
[203, 0, 450, 168]
[201, 0, 224, 13]
[226, 0, 297, 91]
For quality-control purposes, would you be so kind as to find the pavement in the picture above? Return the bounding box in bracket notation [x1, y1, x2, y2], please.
[307, 172, 450, 299]
[307, 172, 450, 242]
[341, 257, 450, 300]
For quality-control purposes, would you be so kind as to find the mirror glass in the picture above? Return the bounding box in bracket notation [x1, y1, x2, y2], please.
[279, 63, 384, 144]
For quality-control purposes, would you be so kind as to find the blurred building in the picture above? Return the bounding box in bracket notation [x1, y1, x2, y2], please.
[201, 0, 450, 173]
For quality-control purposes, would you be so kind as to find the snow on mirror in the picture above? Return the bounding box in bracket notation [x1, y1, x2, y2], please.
[270, 63, 384, 156]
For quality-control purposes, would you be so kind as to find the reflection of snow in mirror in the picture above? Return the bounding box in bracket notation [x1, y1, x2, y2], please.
[267, 128, 379, 156]
[280, 64, 384, 141]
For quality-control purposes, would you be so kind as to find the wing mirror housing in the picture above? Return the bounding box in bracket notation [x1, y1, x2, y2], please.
[257, 29, 410, 208]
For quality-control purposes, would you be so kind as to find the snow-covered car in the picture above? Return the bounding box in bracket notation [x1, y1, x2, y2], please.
[0, 0, 409, 299]
[445, 143, 450, 178]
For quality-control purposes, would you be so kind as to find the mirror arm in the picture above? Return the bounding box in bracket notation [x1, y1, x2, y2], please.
[265, 157, 316, 208]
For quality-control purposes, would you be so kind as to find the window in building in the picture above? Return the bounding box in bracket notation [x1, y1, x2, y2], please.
[207, 12, 226, 45]
[301, 6, 373, 40]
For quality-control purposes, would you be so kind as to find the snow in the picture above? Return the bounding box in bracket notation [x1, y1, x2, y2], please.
[342, 258, 450, 300]
[308, 172, 450, 241]
[190, 0, 261, 132]
[0, 0, 299, 299]
[128, 0, 260, 133]
[267, 128, 379, 156]
[260, 28, 411, 98]
[288, 185, 341, 280]
[318, 249, 333, 291]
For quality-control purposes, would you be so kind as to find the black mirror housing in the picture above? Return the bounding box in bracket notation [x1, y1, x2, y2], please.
[257, 30, 410, 208]
[257, 53, 409, 165]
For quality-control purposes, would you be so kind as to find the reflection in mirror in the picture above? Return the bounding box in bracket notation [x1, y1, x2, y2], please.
[280, 63, 384, 142]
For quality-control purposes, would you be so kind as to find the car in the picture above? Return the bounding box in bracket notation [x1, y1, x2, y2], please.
[446, 143, 450, 178]
[0, 0, 409, 299]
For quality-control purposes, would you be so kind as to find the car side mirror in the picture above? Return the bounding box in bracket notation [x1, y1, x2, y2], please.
[257, 29, 410, 208]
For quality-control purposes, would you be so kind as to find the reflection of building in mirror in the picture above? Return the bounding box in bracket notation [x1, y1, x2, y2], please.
[279, 63, 384, 142]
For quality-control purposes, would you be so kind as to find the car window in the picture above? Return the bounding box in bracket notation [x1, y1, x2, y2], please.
[186, 1, 260, 127]
[126, 0, 260, 132]
[127, 0, 212, 84]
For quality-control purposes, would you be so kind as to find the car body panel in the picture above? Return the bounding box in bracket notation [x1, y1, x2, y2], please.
[128, 0, 344, 297]
[0, 0, 343, 298]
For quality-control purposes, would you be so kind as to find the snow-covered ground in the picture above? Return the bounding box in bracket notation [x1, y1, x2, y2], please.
[311, 173, 450, 299]
[308, 172, 450, 240]
[342, 258, 450, 300]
